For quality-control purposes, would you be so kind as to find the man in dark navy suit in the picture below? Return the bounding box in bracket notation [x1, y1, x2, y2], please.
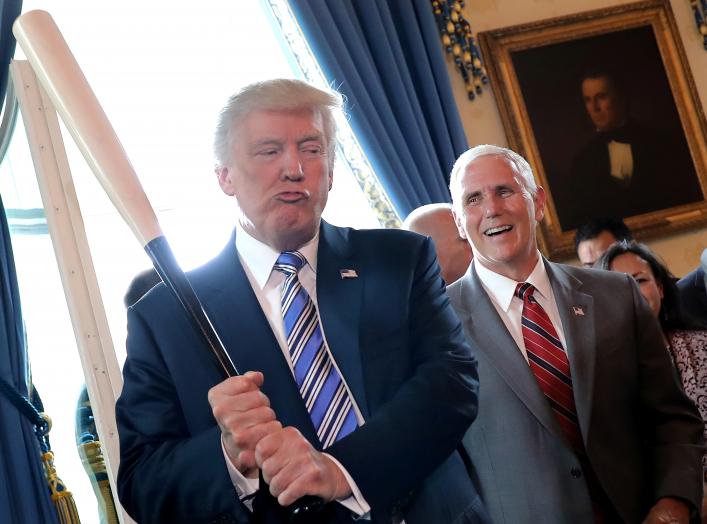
[115, 79, 488, 524]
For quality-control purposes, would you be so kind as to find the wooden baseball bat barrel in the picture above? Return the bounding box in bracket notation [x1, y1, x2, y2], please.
[14, 9, 159, 247]
[12, 10, 237, 378]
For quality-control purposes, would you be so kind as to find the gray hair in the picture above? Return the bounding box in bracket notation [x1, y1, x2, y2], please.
[449, 144, 538, 206]
[213, 78, 343, 167]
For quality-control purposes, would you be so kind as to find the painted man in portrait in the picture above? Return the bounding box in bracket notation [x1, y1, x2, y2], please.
[567, 68, 701, 227]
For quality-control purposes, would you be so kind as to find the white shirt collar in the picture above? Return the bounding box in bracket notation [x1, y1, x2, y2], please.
[234, 223, 319, 290]
[474, 254, 552, 311]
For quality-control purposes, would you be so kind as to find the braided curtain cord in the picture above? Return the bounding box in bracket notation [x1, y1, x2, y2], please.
[0, 376, 50, 448]
[689, 0, 707, 49]
[0, 376, 81, 523]
[431, 0, 488, 100]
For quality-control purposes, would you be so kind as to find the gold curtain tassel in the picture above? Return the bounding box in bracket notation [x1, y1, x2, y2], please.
[42, 451, 81, 524]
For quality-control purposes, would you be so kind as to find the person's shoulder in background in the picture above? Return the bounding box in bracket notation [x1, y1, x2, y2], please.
[677, 249, 707, 330]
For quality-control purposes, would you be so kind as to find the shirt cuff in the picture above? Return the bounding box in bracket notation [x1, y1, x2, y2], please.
[323, 452, 371, 519]
[221, 435, 259, 504]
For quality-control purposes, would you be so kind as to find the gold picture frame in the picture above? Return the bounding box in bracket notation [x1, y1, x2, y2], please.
[479, 0, 707, 258]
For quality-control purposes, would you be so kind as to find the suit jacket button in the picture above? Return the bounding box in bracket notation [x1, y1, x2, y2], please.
[570, 467, 582, 478]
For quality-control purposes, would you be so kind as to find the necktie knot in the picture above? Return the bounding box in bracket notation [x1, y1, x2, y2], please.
[274, 251, 306, 276]
[515, 282, 536, 302]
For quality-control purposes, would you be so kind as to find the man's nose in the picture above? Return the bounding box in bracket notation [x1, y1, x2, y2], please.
[281, 148, 304, 179]
[482, 194, 502, 217]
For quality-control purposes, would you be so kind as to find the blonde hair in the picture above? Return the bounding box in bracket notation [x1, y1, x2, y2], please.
[213, 79, 343, 167]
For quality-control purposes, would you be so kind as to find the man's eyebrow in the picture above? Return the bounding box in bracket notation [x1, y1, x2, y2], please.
[490, 183, 514, 191]
[297, 133, 324, 145]
[250, 138, 282, 149]
[463, 183, 514, 197]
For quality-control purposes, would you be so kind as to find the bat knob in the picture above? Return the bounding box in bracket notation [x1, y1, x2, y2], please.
[288, 495, 325, 522]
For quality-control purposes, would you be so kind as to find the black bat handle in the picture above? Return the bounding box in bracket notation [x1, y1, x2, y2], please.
[143, 236, 325, 521]
[145, 236, 238, 377]
[288, 496, 326, 521]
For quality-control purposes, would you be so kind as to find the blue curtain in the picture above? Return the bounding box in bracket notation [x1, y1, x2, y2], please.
[288, 0, 469, 218]
[0, 0, 20, 114]
[0, 0, 59, 521]
[0, 196, 59, 522]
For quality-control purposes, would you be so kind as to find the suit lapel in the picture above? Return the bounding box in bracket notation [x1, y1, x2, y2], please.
[545, 261, 596, 441]
[457, 268, 565, 440]
[316, 222, 369, 419]
[197, 235, 320, 446]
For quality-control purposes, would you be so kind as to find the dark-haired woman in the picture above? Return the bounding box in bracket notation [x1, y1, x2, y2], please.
[597, 241, 707, 517]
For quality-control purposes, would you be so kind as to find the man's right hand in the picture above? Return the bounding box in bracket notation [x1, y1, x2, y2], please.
[208, 371, 282, 477]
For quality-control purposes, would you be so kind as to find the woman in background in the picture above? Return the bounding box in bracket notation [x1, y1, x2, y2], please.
[597, 241, 707, 518]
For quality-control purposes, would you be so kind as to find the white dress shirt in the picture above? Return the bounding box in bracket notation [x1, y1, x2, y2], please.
[222, 223, 370, 517]
[474, 256, 568, 360]
[607, 140, 634, 183]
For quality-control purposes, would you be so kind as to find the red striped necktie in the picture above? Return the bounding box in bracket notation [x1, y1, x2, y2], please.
[515, 282, 583, 451]
[516, 283, 612, 522]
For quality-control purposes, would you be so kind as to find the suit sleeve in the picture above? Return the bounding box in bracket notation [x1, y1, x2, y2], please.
[326, 237, 480, 516]
[629, 276, 704, 512]
[116, 306, 251, 524]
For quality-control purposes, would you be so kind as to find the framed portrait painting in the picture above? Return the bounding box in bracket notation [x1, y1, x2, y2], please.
[479, 0, 707, 258]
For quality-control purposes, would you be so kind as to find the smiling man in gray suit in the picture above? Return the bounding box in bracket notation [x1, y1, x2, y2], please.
[447, 144, 703, 523]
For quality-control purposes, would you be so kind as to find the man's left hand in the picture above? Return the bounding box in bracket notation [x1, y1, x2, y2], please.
[254, 426, 351, 506]
[643, 497, 690, 524]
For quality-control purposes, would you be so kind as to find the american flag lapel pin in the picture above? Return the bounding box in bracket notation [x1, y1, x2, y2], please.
[572, 306, 585, 316]
[340, 268, 358, 279]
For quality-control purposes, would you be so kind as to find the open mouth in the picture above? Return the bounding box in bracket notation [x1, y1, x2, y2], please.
[484, 225, 513, 237]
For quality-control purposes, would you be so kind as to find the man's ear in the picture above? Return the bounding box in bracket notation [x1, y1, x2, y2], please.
[533, 186, 547, 222]
[216, 166, 235, 196]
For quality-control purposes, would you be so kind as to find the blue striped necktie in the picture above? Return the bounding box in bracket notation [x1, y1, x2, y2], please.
[274, 251, 357, 448]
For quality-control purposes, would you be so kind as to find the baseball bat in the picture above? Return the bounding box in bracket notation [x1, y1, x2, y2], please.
[12, 10, 323, 519]
[12, 9, 237, 379]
